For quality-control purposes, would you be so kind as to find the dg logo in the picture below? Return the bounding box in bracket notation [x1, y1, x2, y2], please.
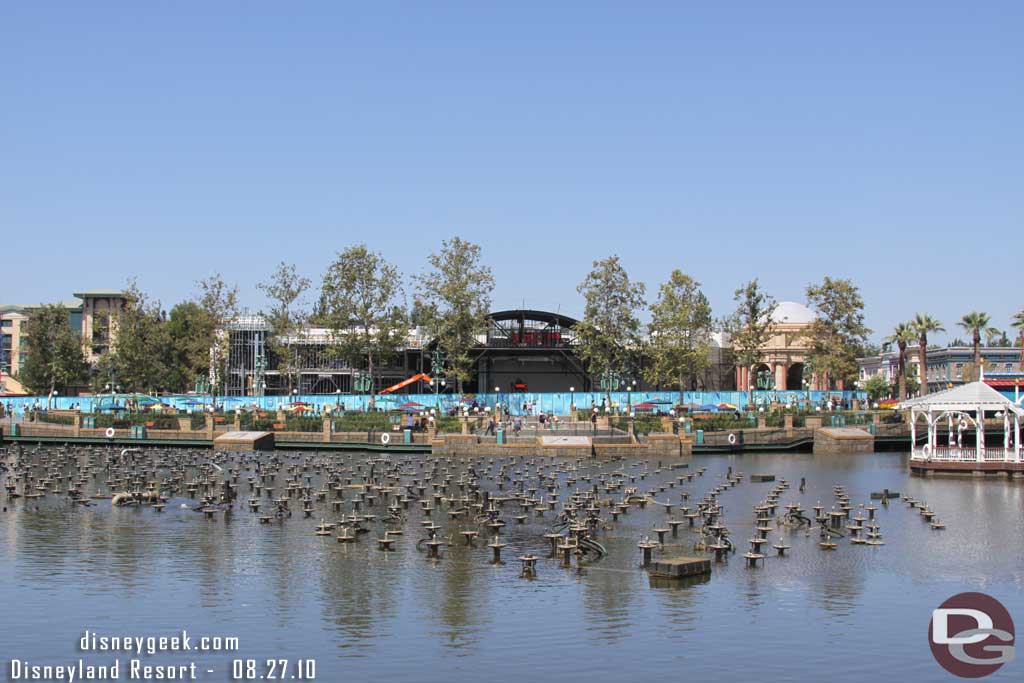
[930, 592, 1015, 678]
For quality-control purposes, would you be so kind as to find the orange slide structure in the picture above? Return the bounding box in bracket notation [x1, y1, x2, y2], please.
[379, 373, 432, 395]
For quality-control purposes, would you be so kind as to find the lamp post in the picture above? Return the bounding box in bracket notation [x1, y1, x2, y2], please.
[335, 389, 341, 408]
[428, 377, 446, 408]
[494, 386, 501, 417]
[569, 386, 575, 416]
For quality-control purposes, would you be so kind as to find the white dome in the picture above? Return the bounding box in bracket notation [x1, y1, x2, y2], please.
[772, 301, 815, 325]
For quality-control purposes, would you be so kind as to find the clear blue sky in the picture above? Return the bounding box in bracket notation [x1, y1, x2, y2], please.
[2, 2, 1021, 343]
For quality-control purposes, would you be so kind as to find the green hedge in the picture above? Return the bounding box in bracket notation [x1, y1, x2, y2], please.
[332, 413, 393, 432]
[609, 415, 664, 435]
[36, 412, 74, 425]
[433, 416, 461, 433]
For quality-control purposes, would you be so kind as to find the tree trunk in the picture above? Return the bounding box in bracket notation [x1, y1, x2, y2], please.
[897, 348, 907, 402]
[973, 330, 981, 367]
[919, 339, 928, 395]
[678, 372, 684, 406]
[367, 349, 375, 410]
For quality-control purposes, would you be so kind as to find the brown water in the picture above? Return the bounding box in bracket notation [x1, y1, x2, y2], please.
[1, 447, 1022, 682]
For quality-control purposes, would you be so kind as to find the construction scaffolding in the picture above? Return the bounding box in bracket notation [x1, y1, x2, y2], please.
[225, 315, 271, 396]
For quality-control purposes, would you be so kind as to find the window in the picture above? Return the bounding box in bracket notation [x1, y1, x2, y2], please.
[0, 319, 11, 328]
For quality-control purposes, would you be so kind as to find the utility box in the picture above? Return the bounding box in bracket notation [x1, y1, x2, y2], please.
[695, 429, 704, 445]
[496, 428, 505, 445]
[403, 428, 412, 444]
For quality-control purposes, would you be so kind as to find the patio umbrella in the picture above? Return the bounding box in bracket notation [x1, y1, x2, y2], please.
[717, 402, 738, 411]
[697, 404, 720, 413]
[399, 401, 425, 408]
[648, 398, 674, 405]
[632, 402, 657, 411]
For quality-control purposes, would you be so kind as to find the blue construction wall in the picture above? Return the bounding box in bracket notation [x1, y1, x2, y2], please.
[1, 389, 867, 415]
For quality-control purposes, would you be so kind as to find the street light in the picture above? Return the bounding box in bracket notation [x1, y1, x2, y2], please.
[428, 377, 446, 407]
[569, 386, 575, 415]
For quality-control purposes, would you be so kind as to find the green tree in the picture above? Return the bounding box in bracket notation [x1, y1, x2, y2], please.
[905, 371, 920, 397]
[573, 256, 646, 403]
[911, 313, 944, 395]
[727, 279, 776, 397]
[165, 302, 212, 392]
[414, 238, 494, 394]
[19, 304, 88, 401]
[957, 311, 995, 367]
[985, 328, 1011, 347]
[106, 280, 173, 394]
[802, 277, 871, 390]
[259, 262, 311, 394]
[1013, 309, 1024, 352]
[862, 373, 891, 402]
[883, 321, 916, 401]
[194, 274, 239, 397]
[321, 246, 404, 405]
[645, 269, 713, 400]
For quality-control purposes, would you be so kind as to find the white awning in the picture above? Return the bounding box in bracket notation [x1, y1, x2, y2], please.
[897, 381, 1024, 416]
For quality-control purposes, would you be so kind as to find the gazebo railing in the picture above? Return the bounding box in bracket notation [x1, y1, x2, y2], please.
[913, 446, 1019, 463]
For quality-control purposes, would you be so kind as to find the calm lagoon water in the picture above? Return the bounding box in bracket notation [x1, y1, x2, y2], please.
[1, 447, 1021, 682]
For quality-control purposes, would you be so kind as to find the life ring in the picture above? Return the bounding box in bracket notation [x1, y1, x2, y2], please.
[728, 433, 737, 445]
[921, 443, 932, 458]
[959, 419, 968, 431]
[380, 433, 390, 445]
[105, 427, 115, 439]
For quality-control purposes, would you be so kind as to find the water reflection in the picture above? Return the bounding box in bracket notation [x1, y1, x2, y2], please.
[0, 446, 1022, 682]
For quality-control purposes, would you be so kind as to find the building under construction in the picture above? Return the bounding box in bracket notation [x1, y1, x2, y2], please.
[221, 309, 736, 397]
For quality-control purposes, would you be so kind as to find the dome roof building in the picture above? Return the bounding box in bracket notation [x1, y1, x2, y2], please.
[772, 301, 816, 325]
[735, 300, 825, 391]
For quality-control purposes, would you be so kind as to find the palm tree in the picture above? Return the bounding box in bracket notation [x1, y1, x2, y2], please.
[883, 322, 915, 401]
[1012, 308, 1024, 365]
[957, 311, 992, 368]
[984, 327, 1005, 346]
[911, 313, 944, 395]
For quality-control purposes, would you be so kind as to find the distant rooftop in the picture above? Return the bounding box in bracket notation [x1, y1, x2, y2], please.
[73, 289, 125, 298]
[1, 300, 83, 312]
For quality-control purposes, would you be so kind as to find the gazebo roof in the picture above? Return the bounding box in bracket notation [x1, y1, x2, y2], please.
[897, 381, 1024, 416]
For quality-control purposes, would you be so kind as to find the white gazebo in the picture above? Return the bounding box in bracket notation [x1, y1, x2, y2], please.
[898, 380, 1022, 463]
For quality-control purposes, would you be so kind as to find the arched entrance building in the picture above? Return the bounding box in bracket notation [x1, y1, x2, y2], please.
[734, 301, 826, 391]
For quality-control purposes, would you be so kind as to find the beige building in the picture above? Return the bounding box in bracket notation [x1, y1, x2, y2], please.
[0, 290, 126, 393]
[76, 290, 127, 363]
[734, 301, 819, 391]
